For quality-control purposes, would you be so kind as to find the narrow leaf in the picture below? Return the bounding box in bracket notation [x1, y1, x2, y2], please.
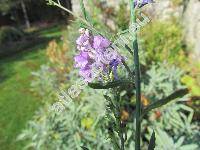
[81, 146, 89, 150]
[79, 0, 93, 25]
[122, 60, 135, 77]
[88, 80, 134, 89]
[148, 130, 156, 150]
[125, 44, 134, 55]
[142, 88, 189, 117]
[79, 0, 87, 20]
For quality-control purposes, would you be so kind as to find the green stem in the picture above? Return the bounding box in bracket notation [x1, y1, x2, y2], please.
[116, 91, 125, 150]
[130, 1, 141, 150]
[79, 0, 87, 21]
[120, 122, 125, 150]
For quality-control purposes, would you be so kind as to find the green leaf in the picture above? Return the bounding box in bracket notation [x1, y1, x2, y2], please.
[81, 146, 89, 150]
[88, 80, 134, 89]
[125, 44, 134, 55]
[148, 130, 156, 150]
[79, 0, 87, 20]
[180, 144, 198, 150]
[46, 0, 54, 5]
[142, 88, 189, 117]
[79, 0, 93, 25]
[122, 60, 135, 77]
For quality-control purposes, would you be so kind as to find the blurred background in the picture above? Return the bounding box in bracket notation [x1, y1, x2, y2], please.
[0, 0, 199, 149]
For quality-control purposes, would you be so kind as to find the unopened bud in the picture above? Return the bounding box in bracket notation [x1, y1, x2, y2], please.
[79, 28, 85, 34]
[85, 29, 90, 36]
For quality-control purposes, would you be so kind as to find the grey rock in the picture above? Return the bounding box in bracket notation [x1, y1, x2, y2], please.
[183, 0, 200, 60]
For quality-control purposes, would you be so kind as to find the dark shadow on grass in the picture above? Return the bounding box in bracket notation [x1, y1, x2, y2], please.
[0, 35, 60, 58]
[0, 34, 60, 83]
[32, 24, 62, 36]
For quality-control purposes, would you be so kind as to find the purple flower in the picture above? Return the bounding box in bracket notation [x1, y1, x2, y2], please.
[93, 35, 111, 50]
[74, 28, 123, 82]
[134, 0, 153, 8]
[110, 59, 121, 80]
[76, 29, 93, 52]
[79, 65, 93, 82]
[74, 52, 91, 68]
[74, 51, 94, 82]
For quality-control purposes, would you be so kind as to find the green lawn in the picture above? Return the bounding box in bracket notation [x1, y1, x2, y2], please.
[0, 25, 62, 150]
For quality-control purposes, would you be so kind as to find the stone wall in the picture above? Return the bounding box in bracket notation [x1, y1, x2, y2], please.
[143, 0, 183, 20]
[72, 0, 81, 14]
[183, 0, 200, 59]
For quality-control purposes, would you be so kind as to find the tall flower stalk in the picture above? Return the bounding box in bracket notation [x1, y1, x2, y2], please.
[130, 0, 141, 149]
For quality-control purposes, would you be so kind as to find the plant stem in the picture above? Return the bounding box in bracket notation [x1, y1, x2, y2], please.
[120, 123, 125, 150]
[130, 1, 141, 150]
[116, 91, 125, 150]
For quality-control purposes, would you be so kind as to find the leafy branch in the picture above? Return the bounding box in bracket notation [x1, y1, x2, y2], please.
[88, 80, 134, 89]
[141, 88, 189, 118]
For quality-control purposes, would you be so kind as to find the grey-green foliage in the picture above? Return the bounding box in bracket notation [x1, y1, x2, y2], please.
[142, 63, 200, 148]
[153, 128, 198, 150]
[23, 61, 200, 149]
[20, 20, 114, 149]
[142, 62, 184, 100]
[18, 85, 112, 150]
[30, 65, 58, 98]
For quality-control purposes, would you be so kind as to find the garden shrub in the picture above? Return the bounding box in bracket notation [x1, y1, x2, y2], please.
[142, 63, 200, 149]
[0, 26, 24, 45]
[114, 1, 130, 31]
[140, 20, 186, 65]
[46, 40, 73, 81]
[17, 88, 111, 150]
[30, 65, 58, 99]
[181, 61, 200, 118]
[172, 0, 183, 6]
[19, 60, 200, 149]
[30, 22, 79, 101]
[150, 128, 198, 150]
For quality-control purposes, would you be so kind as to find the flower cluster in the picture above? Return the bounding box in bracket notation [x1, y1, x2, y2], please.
[134, 0, 153, 8]
[74, 28, 122, 82]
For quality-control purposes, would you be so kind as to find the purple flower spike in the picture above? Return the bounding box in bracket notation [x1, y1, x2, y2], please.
[134, 0, 153, 8]
[93, 35, 111, 50]
[79, 65, 93, 82]
[76, 28, 93, 52]
[74, 52, 91, 68]
[110, 59, 121, 80]
[74, 28, 123, 82]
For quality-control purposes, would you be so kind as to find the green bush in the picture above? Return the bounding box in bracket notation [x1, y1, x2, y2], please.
[143, 63, 200, 149]
[17, 90, 110, 150]
[115, 1, 130, 31]
[0, 26, 25, 45]
[18, 61, 200, 149]
[172, 0, 183, 6]
[141, 21, 186, 65]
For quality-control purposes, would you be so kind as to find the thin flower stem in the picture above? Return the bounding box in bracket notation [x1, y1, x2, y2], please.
[120, 123, 125, 150]
[116, 91, 125, 150]
[130, 0, 141, 150]
[79, 0, 87, 20]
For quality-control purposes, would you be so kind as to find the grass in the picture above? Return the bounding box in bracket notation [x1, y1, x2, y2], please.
[0, 25, 63, 150]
